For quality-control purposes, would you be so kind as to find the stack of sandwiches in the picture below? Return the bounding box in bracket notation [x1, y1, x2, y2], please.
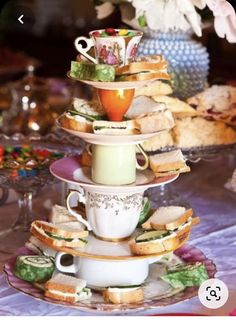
[130, 206, 199, 255]
[60, 95, 175, 136]
[30, 204, 88, 249]
[70, 54, 170, 83]
[149, 149, 190, 177]
[60, 98, 106, 133]
[115, 55, 170, 82]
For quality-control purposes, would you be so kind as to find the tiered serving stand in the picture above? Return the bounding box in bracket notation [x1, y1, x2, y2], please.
[40, 76, 215, 311]
[3, 56, 217, 313]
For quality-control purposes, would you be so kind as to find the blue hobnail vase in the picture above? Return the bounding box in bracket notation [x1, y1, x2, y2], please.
[138, 29, 209, 99]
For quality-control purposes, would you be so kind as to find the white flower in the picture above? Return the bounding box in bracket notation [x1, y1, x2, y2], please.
[94, 0, 236, 42]
[95, 2, 115, 20]
[206, 0, 236, 43]
[177, 0, 202, 36]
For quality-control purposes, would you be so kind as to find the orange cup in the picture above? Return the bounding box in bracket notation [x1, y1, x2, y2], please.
[97, 88, 135, 121]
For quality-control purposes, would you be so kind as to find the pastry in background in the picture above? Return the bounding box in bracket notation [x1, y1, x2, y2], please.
[173, 117, 236, 148]
[152, 95, 198, 117]
[142, 131, 174, 152]
[135, 80, 173, 97]
[187, 85, 236, 125]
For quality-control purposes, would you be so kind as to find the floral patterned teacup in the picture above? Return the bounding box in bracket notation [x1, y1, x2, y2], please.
[74, 29, 143, 66]
[66, 188, 143, 241]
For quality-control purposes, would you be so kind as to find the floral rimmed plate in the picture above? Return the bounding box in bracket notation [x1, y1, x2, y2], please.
[4, 245, 217, 314]
[50, 155, 179, 194]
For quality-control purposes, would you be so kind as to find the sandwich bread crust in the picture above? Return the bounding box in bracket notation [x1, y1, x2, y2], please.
[103, 287, 144, 304]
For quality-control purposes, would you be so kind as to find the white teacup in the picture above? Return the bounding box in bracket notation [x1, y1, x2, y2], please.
[56, 252, 161, 288]
[74, 29, 143, 66]
[67, 189, 143, 241]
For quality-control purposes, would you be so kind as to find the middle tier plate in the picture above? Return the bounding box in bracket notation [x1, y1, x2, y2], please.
[50, 155, 179, 194]
[56, 119, 165, 146]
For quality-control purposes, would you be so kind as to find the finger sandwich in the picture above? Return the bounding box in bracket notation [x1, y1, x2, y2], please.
[31, 220, 88, 248]
[60, 98, 105, 133]
[103, 285, 144, 304]
[130, 206, 199, 256]
[45, 273, 91, 303]
[149, 149, 190, 177]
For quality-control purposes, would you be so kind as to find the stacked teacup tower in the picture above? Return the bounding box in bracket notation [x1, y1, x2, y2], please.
[50, 29, 198, 303]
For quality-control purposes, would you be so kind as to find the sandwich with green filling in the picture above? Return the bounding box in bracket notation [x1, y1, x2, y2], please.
[45, 273, 91, 303]
[30, 220, 88, 248]
[161, 262, 209, 289]
[130, 206, 200, 255]
[60, 98, 106, 133]
[93, 119, 139, 135]
[14, 255, 55, 283]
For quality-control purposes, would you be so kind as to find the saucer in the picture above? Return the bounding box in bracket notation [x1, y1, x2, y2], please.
[41, 232, 189, 261]
[4, 245, 217, 313]
[56, 118, 165, 146]
[50, 156, 179, 194]
[67, 72, 158, 90]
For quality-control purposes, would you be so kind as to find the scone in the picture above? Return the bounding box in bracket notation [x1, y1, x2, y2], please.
[135, 80, 173, 97]
[152, 95, 198, 117]
[173, 117, 236, 148]
[187, 85, 236, 125]
[141, 131, 174, 152]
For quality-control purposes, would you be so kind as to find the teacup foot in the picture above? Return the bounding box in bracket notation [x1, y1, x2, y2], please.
[93, 233, 132, 243]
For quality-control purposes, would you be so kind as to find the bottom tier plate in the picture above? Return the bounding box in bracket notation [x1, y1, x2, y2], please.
[4, 245, 217, 313]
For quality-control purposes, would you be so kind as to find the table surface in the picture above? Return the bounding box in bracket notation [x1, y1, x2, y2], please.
[0, 155, 236, 316]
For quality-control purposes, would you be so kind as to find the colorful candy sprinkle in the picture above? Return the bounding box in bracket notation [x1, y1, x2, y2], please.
[0, 145, 64, 176]
[119, 29, 128, 36]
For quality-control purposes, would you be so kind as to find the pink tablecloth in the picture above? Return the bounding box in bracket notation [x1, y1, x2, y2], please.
[0, 156, 236, 316]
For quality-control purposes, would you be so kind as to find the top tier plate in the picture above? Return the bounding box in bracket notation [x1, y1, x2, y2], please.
[67, 72, 157, 90]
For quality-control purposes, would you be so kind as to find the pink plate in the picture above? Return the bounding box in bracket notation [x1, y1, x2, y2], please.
[4, 244, 217, 313]
[50, 155, 179, 194]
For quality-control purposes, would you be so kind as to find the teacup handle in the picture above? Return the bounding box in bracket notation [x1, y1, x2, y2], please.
[85, 144, 92, 156]
[136, 144, 149, 171]
[55, 252, 77, 273]
[66, 189, 92, 231]
[74, 36, 97, 64]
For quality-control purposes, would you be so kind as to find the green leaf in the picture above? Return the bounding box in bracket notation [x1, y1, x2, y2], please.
[138, 15, 147, 28]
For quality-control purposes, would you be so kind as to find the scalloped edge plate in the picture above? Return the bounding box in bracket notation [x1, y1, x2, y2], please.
[4, 244, 217, 313]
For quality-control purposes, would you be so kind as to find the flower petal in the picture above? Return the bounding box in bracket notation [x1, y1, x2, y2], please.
[95, 2, 115, 19]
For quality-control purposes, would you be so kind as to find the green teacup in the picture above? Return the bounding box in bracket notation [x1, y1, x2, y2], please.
[87, 144, 149, 185]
